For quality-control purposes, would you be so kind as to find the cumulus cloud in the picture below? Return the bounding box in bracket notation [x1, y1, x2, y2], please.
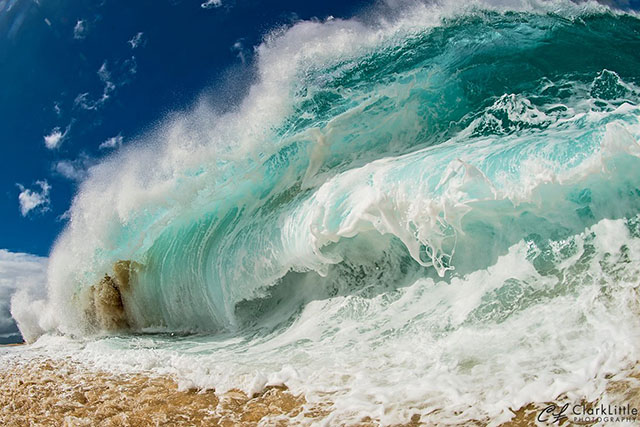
[99, 134, 124, 150]
[128, 32, 145, 49]
[0, 250, 47, 343]
[201, 0, 222, 9]
[73, 19, 88, 39]
[17, 181, 51, 217]
[44, 125, 69, 149]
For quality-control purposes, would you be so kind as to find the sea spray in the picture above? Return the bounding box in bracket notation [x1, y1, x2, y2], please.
[9, 0, 640, 424]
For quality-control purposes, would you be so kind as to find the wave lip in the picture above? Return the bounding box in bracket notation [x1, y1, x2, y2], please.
[12, 0, 640, 338]
[7, 1, 640, 424]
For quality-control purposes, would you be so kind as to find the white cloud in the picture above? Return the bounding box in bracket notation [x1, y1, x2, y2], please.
[74, 92, 98, 110]
[0, 249, 47, 341]
[128, 32, 145, 49]
[201, 0, 222, 9]
[232, 39, 247, 65]
[99, 134, 124, 150]
[98, 61, 116, 95]
[17, 181, 51, 217]
[73, 19, 88, 39]
[53, 154, 95, 181]
[44, 126, 68, 149]
[74, 61, 117, 111]
[54, 161, 86, 181]
[123, 55, 137, 77]
[54, 161, 79, 180]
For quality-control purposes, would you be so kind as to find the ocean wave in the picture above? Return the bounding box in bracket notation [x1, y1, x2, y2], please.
[9, 1, 640, 423]
[15, 0, 640, 336]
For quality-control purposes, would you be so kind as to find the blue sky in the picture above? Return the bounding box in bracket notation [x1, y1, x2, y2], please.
[0, 0, 373, 340]
[1, 0, 373, 258]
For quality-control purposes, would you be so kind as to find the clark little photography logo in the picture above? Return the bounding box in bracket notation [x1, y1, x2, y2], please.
[537, 402, 638, 425]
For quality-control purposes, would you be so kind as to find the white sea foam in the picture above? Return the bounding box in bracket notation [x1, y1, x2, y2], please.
[5, 216, 640, 424]
[8, 1, 640, 424]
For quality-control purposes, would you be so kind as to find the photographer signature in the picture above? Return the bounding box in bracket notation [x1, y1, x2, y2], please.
[537, 403, 569, 424]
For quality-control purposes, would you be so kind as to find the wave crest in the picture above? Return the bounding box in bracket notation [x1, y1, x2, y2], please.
[12, 1, 640, 341]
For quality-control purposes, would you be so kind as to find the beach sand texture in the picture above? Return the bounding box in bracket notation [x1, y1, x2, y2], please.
[2, 353, 640, 426]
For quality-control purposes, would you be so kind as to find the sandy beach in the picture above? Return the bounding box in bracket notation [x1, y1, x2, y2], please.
[0, 354, 309, 426]
[2, 347, 639, 426]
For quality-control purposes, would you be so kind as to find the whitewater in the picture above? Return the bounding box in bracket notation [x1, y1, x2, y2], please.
[5, 0, 640, 424]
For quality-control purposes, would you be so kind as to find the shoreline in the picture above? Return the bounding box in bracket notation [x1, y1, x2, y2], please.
[0, 353, 450, 426]
[1, 352, 639, 425]
[0, 357, 310, 426]
[1, 354, 413, 426]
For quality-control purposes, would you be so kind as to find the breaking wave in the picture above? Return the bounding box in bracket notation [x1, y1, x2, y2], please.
[10, 0, 640, 424]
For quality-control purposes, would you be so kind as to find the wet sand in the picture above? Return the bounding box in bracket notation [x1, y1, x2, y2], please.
[1, 352, 638, 426]
[0, 357, 308, 426]
[0, 355, 418, 426]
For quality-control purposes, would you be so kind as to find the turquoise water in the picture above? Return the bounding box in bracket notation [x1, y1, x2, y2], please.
[10, 1, 640, 424]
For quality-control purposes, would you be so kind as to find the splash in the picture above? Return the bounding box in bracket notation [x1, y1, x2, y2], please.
[10, 0, 640, 424]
